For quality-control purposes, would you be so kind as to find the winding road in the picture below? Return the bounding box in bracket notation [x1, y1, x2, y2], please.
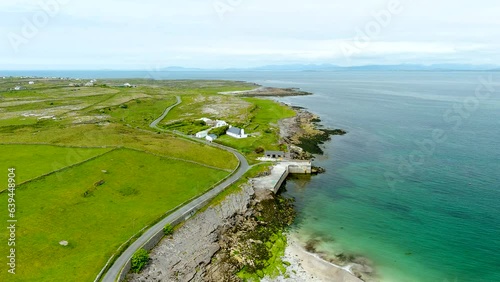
[100, 96, 250, 282]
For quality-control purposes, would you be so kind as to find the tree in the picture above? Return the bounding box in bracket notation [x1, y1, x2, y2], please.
[131, 249, 149, 273]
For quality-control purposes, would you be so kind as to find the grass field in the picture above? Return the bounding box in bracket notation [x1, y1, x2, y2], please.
[0, 148, 229, 282]
[216, 98, 296, 158]
[0, 144, 112, 184]
[0, 77, 294, 281]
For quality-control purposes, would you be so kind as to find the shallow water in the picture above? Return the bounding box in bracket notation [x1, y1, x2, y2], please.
[273, 71, 500, 282]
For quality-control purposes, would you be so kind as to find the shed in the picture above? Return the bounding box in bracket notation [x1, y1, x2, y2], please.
[265, 151, 285, 159]
[206, 134, 218, 142]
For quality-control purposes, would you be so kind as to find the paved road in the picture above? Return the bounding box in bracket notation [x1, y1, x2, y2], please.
[101, 96, 250, 282]
[149, 95, 182, 129]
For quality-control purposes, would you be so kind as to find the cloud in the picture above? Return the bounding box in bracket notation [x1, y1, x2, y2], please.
[1, 0, 499, 69]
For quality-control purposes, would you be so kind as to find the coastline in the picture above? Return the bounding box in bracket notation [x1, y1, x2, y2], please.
[262, 234, 364, 282]
[272, 103, 368, 282]
[128, 86, 369, 282]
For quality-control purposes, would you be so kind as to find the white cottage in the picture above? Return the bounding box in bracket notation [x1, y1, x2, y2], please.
[206, 134, 218, 142]
[226, 126, 248, 139]
[196, 130, 209, 138]
[215, 120, 228, 128]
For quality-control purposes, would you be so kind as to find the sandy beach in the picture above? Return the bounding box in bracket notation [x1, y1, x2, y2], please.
[262, 234, 365, 282]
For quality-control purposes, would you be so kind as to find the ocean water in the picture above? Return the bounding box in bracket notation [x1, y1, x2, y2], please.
[271, 72, 500, 282]
[3, 70, 500, 281]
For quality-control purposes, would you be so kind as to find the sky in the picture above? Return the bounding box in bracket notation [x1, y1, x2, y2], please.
[1, 0, 500, 70]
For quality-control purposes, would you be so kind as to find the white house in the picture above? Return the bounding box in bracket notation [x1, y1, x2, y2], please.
[227, 126, 248, 139]
[196, 130, 209, 138]
[124, 83, 132, 87]
[84, 82, 94, 87]
[206, 134, 218, 142]
[14, 86, 21, 91]
[28, 81, 35, 85]
[215, 120, 228, 128]
[199, 117, 212, 123]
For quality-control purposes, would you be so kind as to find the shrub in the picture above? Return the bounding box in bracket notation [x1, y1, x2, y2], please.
[193, 120, 206, 126]
[255, 146, 265, 154]
[209, 125, 229, 137]
[163, 224, 174, 236]
[131, 249, 149, 273]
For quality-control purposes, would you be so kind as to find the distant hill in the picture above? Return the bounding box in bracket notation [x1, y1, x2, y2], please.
[240, 64, 500, 71]
[159, 64, 499, 72]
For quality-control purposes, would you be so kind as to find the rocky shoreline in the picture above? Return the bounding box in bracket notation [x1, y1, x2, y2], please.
[221, 86, 312, 97]
[127, 182, 295, 282]
[279, 106, 346, 158]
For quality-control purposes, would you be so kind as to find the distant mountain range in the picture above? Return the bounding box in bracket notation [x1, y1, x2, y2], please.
[161, 64, 500, 72]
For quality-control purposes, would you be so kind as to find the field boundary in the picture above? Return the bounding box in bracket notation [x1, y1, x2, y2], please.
[0, 147, 119, 194]
[124, 147, 233, 172]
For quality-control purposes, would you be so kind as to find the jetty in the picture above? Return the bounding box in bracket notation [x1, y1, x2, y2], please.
[253, 160, 312, 193]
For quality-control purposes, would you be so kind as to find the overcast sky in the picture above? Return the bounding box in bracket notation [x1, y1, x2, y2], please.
[1, 0, 499, 69]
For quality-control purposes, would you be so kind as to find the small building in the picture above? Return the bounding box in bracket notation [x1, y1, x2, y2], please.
[28, 81, 35, 85]
[215, 120, 228, 128]
[199, 117, 212, 123]
[265, 151, 285, 159]
[206, 134, 218, 142]
[227, 126, 248, 139]
[84, 82, 94, 87]
[196, 131, 209, 138]
[13, 86, 21, 91]
[124, 83, 132, 87]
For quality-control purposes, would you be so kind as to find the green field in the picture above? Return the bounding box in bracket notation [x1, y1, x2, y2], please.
[0, 78, 295, 281]
[216, 98, 296, 157]
[0, 148, 229, 282]
[0, 144, 112, 184]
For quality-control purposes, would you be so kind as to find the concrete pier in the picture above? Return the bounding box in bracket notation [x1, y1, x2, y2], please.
[253, 160, 312, 193]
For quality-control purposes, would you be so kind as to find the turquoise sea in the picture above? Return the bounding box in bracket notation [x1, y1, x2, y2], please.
[269, 72, 500, 282]
[3, 70, 500, 281]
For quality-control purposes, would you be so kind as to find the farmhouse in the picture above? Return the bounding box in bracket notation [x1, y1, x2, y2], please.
[124, 83, 132, 87]
[206, 134, 217, 142]
[265, 151, 285, 159]
[13, 86, 21, 91]
[226, 126, 247, 139]
[215, 120, 228, 128]
[199, 117, 212, 123]
[196, 130, 209, 138]
[29, 81, 35, 85]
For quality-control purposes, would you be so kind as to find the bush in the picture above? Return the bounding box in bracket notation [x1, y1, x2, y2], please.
[163, 224, 174, 236]
[255, 146, 265, 154]
[131, 249, 149, 273]
[209, 125, 229, 137]
[193, 120, 206, 126]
